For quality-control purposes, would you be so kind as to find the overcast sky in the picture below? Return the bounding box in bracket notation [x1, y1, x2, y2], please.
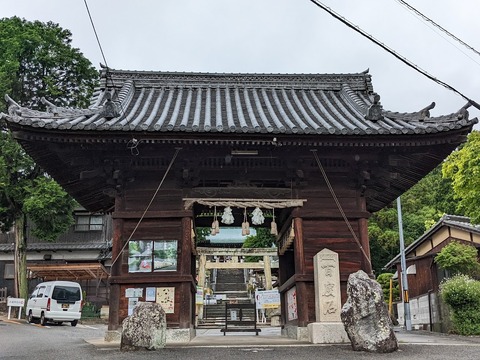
[3, 0, 480, 126]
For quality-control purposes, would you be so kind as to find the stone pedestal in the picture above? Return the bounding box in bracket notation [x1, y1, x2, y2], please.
[104, 330, 121, 342]
[308, 322, 349, 344]
[308, 249, 348, 343]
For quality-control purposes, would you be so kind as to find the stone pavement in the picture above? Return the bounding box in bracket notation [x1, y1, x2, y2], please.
[3, 313, 480, 349]
[86, 326, 480, 349]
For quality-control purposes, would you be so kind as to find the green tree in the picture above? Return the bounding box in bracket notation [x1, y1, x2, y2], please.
[376, 272, 400, 303]
[0, 17, 98, 302]
[195, 227, 211, 245]
[435, 241, 480, 277]
[440, 275, 480, 335]
[242, 227, 276, 262]
[0, 16, 97, 111]
[369, 164, 457, 274]
[443, 131, 480, 223]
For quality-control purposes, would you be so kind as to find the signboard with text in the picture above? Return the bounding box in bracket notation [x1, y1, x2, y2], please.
[255, 290, 280, 309]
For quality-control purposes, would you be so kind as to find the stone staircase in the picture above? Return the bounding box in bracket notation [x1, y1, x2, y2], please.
[199, 269, 254, 328]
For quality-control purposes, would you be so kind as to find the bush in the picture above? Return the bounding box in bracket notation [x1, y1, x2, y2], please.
[435, 241, 480, 277]
[440, 275, 480, 335]
[376, 273, 400, 302]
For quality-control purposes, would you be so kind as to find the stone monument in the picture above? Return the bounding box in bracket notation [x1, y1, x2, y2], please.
[341, 270, 398, 353]
[120, 302, 167, 351]
[308, 248, 349, 343]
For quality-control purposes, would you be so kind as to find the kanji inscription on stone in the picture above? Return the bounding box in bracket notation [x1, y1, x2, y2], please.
[313, 248, 342, 322]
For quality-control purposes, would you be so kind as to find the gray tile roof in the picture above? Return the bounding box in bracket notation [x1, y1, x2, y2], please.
[2, 69, 477, 135]
[384, 215, 480, 268]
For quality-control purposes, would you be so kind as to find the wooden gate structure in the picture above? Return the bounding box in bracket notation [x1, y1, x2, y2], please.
[2, 68, 477, 339]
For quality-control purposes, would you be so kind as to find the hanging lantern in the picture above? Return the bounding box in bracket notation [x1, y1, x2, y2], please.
[270, 208, 278, 236]
[251, 207, 265, 225]
[242, 208, 250, 236]
[221, 206, 235, 225]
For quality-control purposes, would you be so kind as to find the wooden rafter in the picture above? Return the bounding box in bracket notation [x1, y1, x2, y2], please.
[28, 263, 109, 281]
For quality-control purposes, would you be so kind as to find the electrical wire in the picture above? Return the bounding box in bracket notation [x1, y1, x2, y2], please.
[394, 1, 480, 67]
[110, 147, 182, 269]
[83, 0, 109, 68]
[395, 0, 480, 59]
[311, 150, 373, 272]
[309, 0, 480, 111]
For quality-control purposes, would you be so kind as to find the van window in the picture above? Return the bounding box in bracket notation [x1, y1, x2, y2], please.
[30, 288, 38, 299]
[52, 286, 81, 302]
[37, 286, 46, 298]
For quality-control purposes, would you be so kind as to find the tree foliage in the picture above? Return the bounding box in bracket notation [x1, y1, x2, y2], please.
[440, 275, 480, 335]
[369, 131, 480, 274]
[442, 131, 480, 224]
[376, 272, 400, 303]
[368, 165, 454, 274]
[0, 16, 98, 112]
[0, 17, 98, 299]
[243, 227, 276, 248]
[435, 241, 480, 277]
[242, 227, 276, 262]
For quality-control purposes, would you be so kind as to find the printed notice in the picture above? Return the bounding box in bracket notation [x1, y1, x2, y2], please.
[156, 287, 175, 313]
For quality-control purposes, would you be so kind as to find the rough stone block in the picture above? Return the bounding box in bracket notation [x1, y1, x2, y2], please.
[120, 302, 166, 351]
[341, 270, 398, 353]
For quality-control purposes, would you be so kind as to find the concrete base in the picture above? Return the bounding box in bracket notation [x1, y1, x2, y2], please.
[104, 328, 195, 345]
[104, 330, 121, 342]
[166, 328, 196, 344]
[281, 325, 309, 341]
[308, 322, 349, 344]
[270, 315, 281, 327]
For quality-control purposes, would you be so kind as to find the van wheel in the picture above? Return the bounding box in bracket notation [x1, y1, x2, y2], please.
[40, 313, 47, 326]
[71, 320, 78, 327]
[27, 310, 33, 324]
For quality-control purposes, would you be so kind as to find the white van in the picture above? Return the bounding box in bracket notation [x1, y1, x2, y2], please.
[26, 281, 83, 326]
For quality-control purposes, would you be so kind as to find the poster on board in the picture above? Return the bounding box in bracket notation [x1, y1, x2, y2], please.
[287, 286, 298, 321]
[156, 287, 175, 313]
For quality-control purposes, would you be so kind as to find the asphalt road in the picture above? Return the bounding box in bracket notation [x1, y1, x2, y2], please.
[2, 317, 480, 360]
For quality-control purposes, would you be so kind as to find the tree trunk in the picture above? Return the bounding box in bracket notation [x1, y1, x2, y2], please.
[14, 213, 28, 303]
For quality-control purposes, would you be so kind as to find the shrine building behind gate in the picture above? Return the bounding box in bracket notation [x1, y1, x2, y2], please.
[2, 68, 477, 340]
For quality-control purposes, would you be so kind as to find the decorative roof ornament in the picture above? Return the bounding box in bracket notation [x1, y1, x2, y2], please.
[3, 94, 120, 120]
[419, 102, 436, 121]
[101, 92, 121, 120]
[365, 93, 384, 122]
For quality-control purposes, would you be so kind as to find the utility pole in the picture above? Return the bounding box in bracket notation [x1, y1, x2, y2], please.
[397, 196, 412, 331]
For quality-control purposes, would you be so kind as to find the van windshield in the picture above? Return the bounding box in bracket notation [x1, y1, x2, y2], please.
[52, 286, 81, 302]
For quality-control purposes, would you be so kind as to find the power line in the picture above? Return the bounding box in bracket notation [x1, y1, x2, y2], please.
[395, 0, 480, 59]
[308, 0, 480, 111]
[83, 0, 109, 68]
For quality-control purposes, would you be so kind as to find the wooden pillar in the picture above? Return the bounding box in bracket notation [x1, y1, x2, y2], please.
[293, 217, 309, 327]
[196, 254, 207, 321]
[178, 281, 192, 328]
[179, 217, 194, 328]
[263, 255, 272, 290]
[180, 217, 193, 275]
[108, 196, 124, 331]
[357, 196, 373, 276]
